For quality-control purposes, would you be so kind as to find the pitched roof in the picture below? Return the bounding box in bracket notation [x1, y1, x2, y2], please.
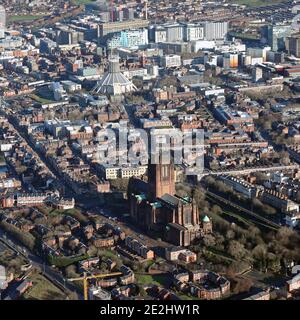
[160, 193, 180, 207]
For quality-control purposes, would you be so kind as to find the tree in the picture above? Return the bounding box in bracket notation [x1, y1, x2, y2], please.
[279, 151, 290, 166]
[253, 244, 268, 272]
[256, 111, 281, 130]
[65, 265, 79, 278]
[261, 204, 277, 215]
[276, 227, 294, 246]
[65, 209, 89, 224]
[204, 176, 216, 187]
[203, 234, 216, 247]
[215, 234, 225, 248]
[266, 252, 281, 273]
[67, 291, 79, 300]
[109, 178, 129, 191]
[193, 187, 205, 204]
[227, 240, 247, 260]
[226, 229, 235, 240]
[252, 198, 263, 209]
[133, 78, 143, 89]
[209, 160, 220, 171]
[0, 220, 36, 251]
[55, 224, 70, 233]
[176, 183, 192, 197]
[211, 205, 222, 215]
[254, 173, 269, 184]
[50, 215, 63, 227]
[295, 191, 300, 203]
[99, 262, 109, 272]
[248, 226, 261, 238]
[87, 245, 97, 257]
[232, 277, 253, 294]
[262, 119, 272, 131]
[138, 286, 147, 297]
[226, 261, 250, 277]
[214, 180, 232, 194]
[126, 94, 145, 104]
[159, 76, 178, 88]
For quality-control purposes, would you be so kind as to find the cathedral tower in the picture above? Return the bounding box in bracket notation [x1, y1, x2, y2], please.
[148, 162, 175, 199]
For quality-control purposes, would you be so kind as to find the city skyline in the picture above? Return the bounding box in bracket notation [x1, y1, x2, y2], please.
[0, 0, 300, 305]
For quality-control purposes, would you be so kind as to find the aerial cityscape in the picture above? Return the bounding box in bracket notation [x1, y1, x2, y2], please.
[1, 0, 300, 303]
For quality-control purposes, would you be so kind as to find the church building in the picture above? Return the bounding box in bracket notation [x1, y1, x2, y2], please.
[128, 162, 212, 246]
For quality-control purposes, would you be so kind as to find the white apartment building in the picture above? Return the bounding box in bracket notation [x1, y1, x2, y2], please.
[154, 27, 167, 43]
[166, 24, 184, 42]
[160, 54, 181, 68]
[151, 21, 227, 43]
[204, 21, 228, 40]
[183, 23, 204, 41]
[285, 211, 300, 228]
[99, 164, 147, 180]
[120, 165, 147, 179]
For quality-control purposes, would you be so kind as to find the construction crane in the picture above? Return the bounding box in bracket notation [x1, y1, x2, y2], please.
[68, 272, 123, 300]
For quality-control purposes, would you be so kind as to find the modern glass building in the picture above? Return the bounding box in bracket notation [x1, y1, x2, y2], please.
[107, 28, 148, 50]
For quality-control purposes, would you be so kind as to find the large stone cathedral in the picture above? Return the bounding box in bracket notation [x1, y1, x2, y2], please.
[128, 162, 212, 246]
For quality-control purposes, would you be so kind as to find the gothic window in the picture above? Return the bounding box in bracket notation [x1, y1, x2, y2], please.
[162, 165, 169, 179]
[184, 231, 190, 246]
[184, 210, 192, 225]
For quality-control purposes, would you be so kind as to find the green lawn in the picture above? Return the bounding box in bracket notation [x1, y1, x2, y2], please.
[205, 247, 235, 263]
[29, 94, 55, 105]
[176, 292, 200, 300]
[73, 0, 96, 4]
[23, 273, 66, 300]
[98, 249, 121, 262]
[142, 259, 156, 271]
[228, 32, 260, 40]
[135, 273, 169, 287]
[8, 15, 44, 22]
[230, 0, 289, 7]
[48, 208, 89, 224]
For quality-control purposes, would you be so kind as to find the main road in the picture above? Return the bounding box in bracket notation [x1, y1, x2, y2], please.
[0, 229, 83, 299]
